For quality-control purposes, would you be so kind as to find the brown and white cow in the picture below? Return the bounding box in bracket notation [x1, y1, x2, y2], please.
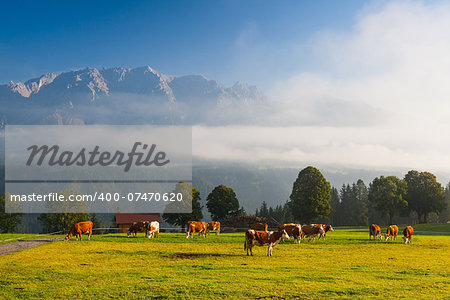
[251, 222, 268, 231]
[127, 221, 148, 237]
[206, 221, 221, 235]
[301, 224, 325, 241]
[384, 225, 399, 241]
[316, 224, 334, 240]
[369, 224, 382, 240]
[186, 221, 207, 238]
[402, 226, 414, 244]
[244, 229, 290, 256]
[278, 224, 302, 244]
[146, 221, 160, 238]
[65, 221, 93, 241]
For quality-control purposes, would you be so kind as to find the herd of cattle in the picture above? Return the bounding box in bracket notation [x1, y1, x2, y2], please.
[369, 224, 414, 244]
[63, 220, 415, 257]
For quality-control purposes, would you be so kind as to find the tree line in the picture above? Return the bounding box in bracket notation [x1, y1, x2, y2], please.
[1, 167, 449, 233]
[256, 167, 449, 226]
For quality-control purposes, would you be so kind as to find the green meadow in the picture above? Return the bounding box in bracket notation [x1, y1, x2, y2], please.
[0, 225, 449, 299]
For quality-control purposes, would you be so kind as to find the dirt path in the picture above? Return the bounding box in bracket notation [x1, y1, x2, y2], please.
[0, 237, 64, 256]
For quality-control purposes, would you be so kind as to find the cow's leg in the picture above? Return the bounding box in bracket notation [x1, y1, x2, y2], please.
[268, 244, 272, 256]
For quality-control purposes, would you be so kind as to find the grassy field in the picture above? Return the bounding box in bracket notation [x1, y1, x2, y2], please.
[0, 225, 449, 299]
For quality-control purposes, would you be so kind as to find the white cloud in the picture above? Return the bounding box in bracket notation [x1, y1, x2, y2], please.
[192, 125, 450, 172]
[194, 1, 450, 176]
[272, 1, 450, 120]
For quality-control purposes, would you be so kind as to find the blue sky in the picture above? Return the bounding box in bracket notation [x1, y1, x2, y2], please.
[0, 1, 366, 87]
[2, 0, 450, 176]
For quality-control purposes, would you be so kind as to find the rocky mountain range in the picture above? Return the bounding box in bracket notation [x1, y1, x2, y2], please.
[0, 66, 267, 126]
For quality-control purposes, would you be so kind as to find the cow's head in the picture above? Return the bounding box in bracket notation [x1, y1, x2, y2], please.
[281, 229, 290, 240]
[384, 234, 389, 241]
[326, 225, 334, 232]
[127, 230, 131, 238]
[403, 236, 409, 244]
[64, 233, 72, 241]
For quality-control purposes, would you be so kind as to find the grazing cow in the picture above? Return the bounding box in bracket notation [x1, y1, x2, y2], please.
[369, 224, 382, 240]
[384, 225, 399, 241]
[278, 224, 302, 244]
[186, 221, 207, 238]
[146, 221, 160, 238]
[301, 224, 325, 241]
[251, 223, 268, 231]
[403, 226, 414, 244]
[244, 229, 290, 256]
[206, 221, 221, 235]
[65, 221, 93, 241]
[127, 221, 148, 237]
[316, 224, 334, 240]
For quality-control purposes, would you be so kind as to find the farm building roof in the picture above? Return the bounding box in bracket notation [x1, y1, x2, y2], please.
[115, 213, 161, 224]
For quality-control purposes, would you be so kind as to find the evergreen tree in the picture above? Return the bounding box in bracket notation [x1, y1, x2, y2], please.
[354, 179, 369, 226]
[439, 182, 450, 223]
[259, 201, 269, 218]
[328, 187, 340, 225]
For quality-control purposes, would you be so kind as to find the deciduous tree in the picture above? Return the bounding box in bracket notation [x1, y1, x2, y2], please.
[163, 182, 203, 232]
[0, 196, 22, 233]
[404, 171, 445, 223]
[368, 176, 407, 225]
[206, 185, 240, 221]
[290, 166, 331, 223]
